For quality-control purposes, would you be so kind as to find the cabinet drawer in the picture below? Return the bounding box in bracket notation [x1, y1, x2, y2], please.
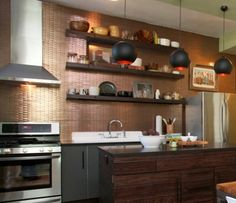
[156, 154, 202, 172]
[113, 160, 156, 175]
[202, 151, 236, 167]
[215, 165, 236, 183]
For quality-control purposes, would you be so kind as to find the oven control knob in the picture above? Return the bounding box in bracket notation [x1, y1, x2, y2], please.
[3, 148, 11, 154]
[22, 148, 28, 153]
[39, 148, 44, 153]
[48, 148, 53, 152]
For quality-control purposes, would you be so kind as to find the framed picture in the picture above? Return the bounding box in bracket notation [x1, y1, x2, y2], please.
[190, 64, 218, 91]
[133, 81, 154, 98]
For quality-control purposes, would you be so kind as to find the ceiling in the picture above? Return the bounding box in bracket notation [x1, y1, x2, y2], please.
[47, 0, 236, 54]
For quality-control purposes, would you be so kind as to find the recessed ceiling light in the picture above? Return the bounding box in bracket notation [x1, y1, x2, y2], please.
[110, 0, 119, 2]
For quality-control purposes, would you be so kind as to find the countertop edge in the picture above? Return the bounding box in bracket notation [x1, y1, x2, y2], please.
[98, 144, 236, 157]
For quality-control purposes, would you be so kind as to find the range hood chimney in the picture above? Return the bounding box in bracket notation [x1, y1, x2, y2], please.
[0, 0, 60, 86]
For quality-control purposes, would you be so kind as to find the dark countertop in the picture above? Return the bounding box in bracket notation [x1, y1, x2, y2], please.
[98, 143, 236, 157]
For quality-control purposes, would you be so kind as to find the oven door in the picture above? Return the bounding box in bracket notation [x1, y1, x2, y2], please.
[0, 153, 61, 202]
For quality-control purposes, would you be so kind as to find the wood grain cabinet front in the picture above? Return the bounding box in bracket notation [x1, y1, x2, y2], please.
[112, 172, 179, 203]
[181, 168, 215, 203]
[215, 165, 236, 184]
[99, 149, 236, 203]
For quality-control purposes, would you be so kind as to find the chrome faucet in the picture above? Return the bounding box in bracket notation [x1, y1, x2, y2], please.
[107, 119, 125, 138]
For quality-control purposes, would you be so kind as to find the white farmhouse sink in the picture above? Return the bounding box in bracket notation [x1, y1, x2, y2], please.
[72, 131, 142, 144]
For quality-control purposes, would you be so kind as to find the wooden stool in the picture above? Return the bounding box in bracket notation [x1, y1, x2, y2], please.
[217, 181, 236, 203]
[217, 182, 236, 197]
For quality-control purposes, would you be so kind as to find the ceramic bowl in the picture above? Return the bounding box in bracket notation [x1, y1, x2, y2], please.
[159, 38, 170, 46]
[181, 136, 189, 142]
[171, 41, 180, 48]
[139, 135, 162, 148]
[92, 27, 109, 36]
[189, 136, 197, 142]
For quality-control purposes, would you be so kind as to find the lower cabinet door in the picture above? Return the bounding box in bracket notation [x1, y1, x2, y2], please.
[215, 165, 236, 184]
[87, 145, 100, 198]
[114, 196, 177, 203]
[113, 172, 179, 203]
[181, 168, 215, 203]
[62, 145, 87, 202]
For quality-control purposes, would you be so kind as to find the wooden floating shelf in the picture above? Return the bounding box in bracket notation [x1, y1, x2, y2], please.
[66, 94, 186, 105]
[66, 62, 184, 79]
[65, 29, 177, 52]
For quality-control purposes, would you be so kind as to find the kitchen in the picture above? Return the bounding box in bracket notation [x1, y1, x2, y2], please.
[1, 0, 236, 202]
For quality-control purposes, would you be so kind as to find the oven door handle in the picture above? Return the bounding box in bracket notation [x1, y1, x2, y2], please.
[32, 197, 61, 203]
[19, 197, 61, 203]
[0, 154, 61, 162]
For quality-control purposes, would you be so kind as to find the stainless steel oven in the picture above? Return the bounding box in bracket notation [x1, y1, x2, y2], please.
[0, 122, 61, 203]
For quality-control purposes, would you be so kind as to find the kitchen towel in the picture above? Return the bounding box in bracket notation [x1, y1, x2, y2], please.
[155, 115, 162, 135]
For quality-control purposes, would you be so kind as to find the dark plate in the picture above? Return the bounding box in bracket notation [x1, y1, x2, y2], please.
[99, 81, 117, 96]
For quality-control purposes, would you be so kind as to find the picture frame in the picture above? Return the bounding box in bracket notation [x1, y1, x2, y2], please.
[190, 64, 218, 91]
[133, 81, 154, 99]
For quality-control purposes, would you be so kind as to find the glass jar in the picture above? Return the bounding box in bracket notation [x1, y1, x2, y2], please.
[78, 55, 89, 64]
[67, 52, 77, 63]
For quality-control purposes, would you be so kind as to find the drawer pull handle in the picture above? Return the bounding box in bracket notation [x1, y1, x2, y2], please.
[105, 155, 109, 165]
[82, 151, 85, 169]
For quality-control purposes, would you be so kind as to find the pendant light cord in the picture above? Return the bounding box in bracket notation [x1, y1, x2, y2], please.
[178, 0, 182, 46]
[124, 0, 127, 18]
[221, 5, 228, 52]
[222, 8, 225, 51]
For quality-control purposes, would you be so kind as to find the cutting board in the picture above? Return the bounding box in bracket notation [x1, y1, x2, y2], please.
[178, 140, 208, 147]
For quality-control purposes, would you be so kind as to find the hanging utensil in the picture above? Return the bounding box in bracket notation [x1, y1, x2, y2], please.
[162, 118, 168, 125]
[172, 117, 176, 125]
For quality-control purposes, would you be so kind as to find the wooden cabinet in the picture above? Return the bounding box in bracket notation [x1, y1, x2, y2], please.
[99, 149, 236, 203]
[215, 165, 236, 184]
[181, 168, 215, 203]
[112, 172, 179, 203]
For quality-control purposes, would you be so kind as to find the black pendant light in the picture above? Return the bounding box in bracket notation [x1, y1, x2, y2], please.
[112, 41, 137, 65]
[169, 0, 190, 70]
[214, 5, 233, 76]
[112, 0, 137, 66]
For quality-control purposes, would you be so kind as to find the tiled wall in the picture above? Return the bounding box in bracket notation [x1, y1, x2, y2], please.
[0, 1, 236, 140]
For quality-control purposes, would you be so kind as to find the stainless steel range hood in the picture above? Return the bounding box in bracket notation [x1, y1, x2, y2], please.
[0, 0, 60, 86]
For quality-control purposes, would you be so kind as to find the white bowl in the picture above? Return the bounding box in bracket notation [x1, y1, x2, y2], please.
[159, 38, 170, 46]
[171, 41, 180, 48]
[139, 135, 162, 148]
[181, 136, 189, 142]
[131, 57, 142, 66]
[189, 136, 197, 141]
